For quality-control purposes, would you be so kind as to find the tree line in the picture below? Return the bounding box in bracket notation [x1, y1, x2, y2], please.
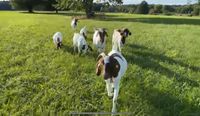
[94, 1, 200, 16]
[10, 0, 200, 16]
[10, 0, 122, 18]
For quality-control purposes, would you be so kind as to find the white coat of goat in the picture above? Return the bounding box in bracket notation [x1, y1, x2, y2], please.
[53, 32, 62, 49]
[96, 50, 127, 113]
[73, 33, 92, 54]
[80, 26, 87, 37]
[112, 28, 131, 52]
[93, 28, 108, 53]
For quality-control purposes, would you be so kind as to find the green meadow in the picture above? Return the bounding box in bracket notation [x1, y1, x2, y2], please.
[0, 11, 200, 115]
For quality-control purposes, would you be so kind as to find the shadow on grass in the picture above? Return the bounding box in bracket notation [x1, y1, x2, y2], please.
[20, 11, 85, 17]
[61, 44, 97, 60]
[125, 44, 199, 87]
[61, 44, 74, 54]
[138, 86, 200, 116]
[96, 16, 200, 25]
[20, 11, 200, 25]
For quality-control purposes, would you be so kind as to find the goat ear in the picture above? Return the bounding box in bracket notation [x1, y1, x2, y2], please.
[123, 28, 132, 35]
[117, 29, 123, 35]
[117, 29, 121, 33]
[96, 53, 106, 61]
[96, 62, 102, 76]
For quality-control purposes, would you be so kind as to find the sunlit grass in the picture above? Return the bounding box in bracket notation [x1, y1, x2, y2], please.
[0, 11, 200, 115]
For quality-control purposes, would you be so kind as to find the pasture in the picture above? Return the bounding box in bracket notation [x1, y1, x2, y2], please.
[0, 11, 200, 115]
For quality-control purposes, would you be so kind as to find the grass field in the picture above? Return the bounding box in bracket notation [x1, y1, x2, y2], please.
[0, 11, 200, 115]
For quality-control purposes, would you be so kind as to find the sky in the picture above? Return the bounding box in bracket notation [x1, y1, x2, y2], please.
[0, 0, 198, 5]
[94, 0, 198, 5]
[123, 0, 197, 5]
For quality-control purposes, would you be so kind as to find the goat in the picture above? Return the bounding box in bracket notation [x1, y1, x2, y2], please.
[53, 32, 62, 49]
[93, 28, 108, 53]
[71, 18, 78, 29]
[73, 33, 92, 54]
[80, 26, 87, 36]
[96, 50, 127, 113]
[80, 26, 87, 39]
[112, 28, 132, 52]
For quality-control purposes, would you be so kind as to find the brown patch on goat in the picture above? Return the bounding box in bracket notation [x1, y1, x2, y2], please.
[117, 28, 131, 45]
[104, 56, 120, 80]
[96, 57, 104, 76]
[96, 56, 120, 80]
[97, 29, 108, 43]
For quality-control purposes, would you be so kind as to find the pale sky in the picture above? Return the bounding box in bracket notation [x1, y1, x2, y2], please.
[123, 0, 197, 5]
[94, 0, 198, 5]
[0, 0, 198, 5]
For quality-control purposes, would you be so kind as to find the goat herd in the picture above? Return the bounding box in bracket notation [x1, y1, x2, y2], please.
[53, 18, 132, 113]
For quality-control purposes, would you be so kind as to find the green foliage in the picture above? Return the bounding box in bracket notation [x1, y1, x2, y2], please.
[177, 5, 193, 14]
[54, 0, 122, 17]
[0, 11, 200, 115]
[192, 5, 200, 15]
[11, 0, 42, 12]
[162, 5, 175, 13]
[135, 1, 149, 14]
[11, 0, 57, 12]
[154, 5, 163, 14]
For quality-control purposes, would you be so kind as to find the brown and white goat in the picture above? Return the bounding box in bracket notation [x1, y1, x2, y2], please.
[71, 18, 78, 29]
[93, 28, 108, 53]
[112, 28, 132, 52]
[96, 50, 127, 113]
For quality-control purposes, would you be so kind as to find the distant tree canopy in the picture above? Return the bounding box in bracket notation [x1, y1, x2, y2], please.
[54, 0, 123, 18]
[0, 1, 12, 10]
[135, 1, 149, 14]
[11, 0, 57, 13]
[11, 0, 40, 13]
[10, 0, 200, 16]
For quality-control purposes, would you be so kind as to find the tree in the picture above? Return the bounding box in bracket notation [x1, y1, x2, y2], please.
[162, 5, 175, 14]
[44, 0, 57, 11]
[154, 5, 162, 13]
[192, 5, 200, 15]
[135, 1, 149, 14]
[11, 0, 42, 13]
[54, 0, 122, 18]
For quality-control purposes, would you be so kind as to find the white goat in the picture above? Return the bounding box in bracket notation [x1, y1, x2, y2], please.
[71, 18, 78, 29]
[112, 28, 131, 52]
[96, 50, 127, 113]
[53, 32, 62, 49]
[93, 28, 108, 53]
[80, 26, 87, 37]
[73, 33, 92, 54]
